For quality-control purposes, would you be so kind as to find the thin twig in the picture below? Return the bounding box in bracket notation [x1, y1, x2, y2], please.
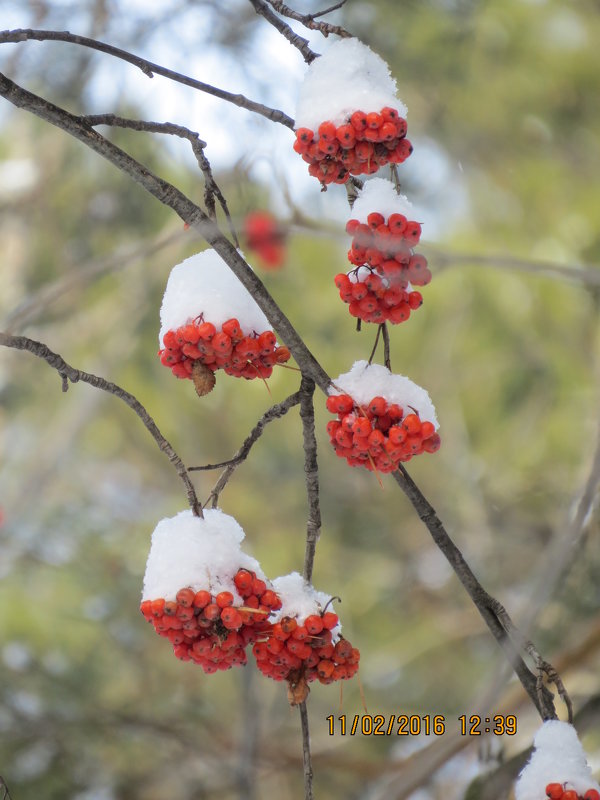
[202, 391, 302, 508]
[367, 324, 383, 366]
[299, 701, 315, 800]
[84, 114, 239, 245]
[247, 0, 319, 63]
[299, 376, 321, 583]
[0, 28, 295, 128]
[265, 0, 352, 38]
[0, 776, 13, 800]
[0, 332, 202, 517]
[392, 465, 562, 720]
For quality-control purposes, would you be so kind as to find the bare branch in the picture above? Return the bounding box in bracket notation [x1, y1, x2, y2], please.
[247, 0, 319, 63]
[200, 390, 302, 508]
[0, 28, 295, 128]
[84, 113, 239, 245]
[265, 0, 352, 38]
[392, 465, 562, 721]
[0, 332, 202, 517]
[299, 376, 321, 583]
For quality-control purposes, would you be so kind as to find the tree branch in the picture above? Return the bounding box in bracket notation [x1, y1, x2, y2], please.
[392, 465, 562, 720]
[0, 332, 202, 517]
[247, 0, 319, 63]
[0, 28, 295, 128]
[299, 376, 321, 584]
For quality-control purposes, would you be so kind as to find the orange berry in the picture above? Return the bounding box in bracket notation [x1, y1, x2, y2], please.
[322, 612, 339, 629]
[305, 614, 324, 635]
[402, 414, 422, 436]
[216, 591, 234, 608]
[368, 396, 387, 416]
[318, 120, 337, 142]
[221, 607, 243, 630]
[197, 322, 216, 340]
[203, 603, 221, 621]
[366, 112, 383, 129]
[193, 590, 212, 609]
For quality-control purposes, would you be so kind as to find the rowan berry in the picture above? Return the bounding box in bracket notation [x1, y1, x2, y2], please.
[423, 433, 441, 453]
[584, 790, 600, 800]
[326, 394, 354, 415]
[562, 792, 578, 800]
[350, 111, 368, 132]
[296, 127, 314, 144]
[545, 789, 563, 800]
[304, 614, 324, 635]
[368, 396, 388, 416]
[336, 124, 356, 147]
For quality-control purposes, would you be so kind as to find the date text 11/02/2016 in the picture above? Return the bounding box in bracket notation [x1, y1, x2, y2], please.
[326, 714, 518, 736]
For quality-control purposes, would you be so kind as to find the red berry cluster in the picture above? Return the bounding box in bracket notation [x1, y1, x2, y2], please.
[159, 317, 291, 381]
[244, 211, 286, 269]
[346, 213, 431, 282]
[326, 393, 441, 473]
[294, 107, 412, 186]
[546, 785, 600, 800]
[140, 568, 280, 674]
[334, 268, 423, 325]
[252, 610, 359, 702]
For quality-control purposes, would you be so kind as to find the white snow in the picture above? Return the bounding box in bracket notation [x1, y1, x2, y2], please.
[351, 177, 416, 223]
[329, 360, 439, 429]
[142, 508, 265, 602]
[515, 721, 600, 800]
[159, 249, 271, 345]
[271, 572, 342, 641]
[295, 38, 407, 132]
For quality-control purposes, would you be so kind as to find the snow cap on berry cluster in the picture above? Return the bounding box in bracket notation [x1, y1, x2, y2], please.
[272, 572, 342, 641]
[515, 721, 600, 800]
[142, 508, 265, 602]
[159, 249, 270, 346]
[330, 360, 439, 429]
[351, 177, 415, 224]
[295, 38, 406, 132]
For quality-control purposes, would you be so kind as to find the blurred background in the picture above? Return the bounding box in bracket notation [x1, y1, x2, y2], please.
[1, 0, 599, 798]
